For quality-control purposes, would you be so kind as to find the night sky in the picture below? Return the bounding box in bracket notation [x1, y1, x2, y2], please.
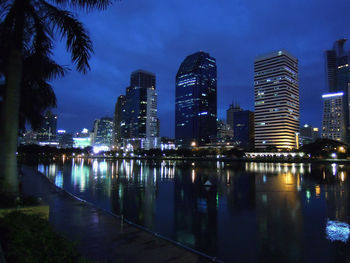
[51, 0, 350, 137]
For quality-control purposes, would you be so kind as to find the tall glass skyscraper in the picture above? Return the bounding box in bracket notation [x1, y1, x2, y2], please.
[175, 51, 217, 147]
[254, 50, 299, 149]
[123, 70, 159, 149]
[323, 39, 350, 142]
[125, 70, 157, 138]
[113, 95, 126, 145]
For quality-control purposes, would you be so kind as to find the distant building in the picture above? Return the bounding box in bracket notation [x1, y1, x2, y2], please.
[37, 110, 57, 142]
[226, 103, 242, 130]
[324, 39, 350, 141]
[94, 118, 113, 148]
[175, 51, 217, 147]
[217, 120, 233, 142]
[254, 50, 299, 149]
[57, 130, 73, 148]
[299, 124, 319, 145]
[113, 95, 126, 146]
[123, 70, 159, 149]
[233, 110, 254, 148]
[322, 92, 346, 142]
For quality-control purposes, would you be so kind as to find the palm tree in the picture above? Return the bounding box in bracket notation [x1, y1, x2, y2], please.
[0, 0, 110, 197]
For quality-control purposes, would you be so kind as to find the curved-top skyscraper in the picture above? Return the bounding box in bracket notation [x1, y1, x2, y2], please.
[175, 51, 217, 147]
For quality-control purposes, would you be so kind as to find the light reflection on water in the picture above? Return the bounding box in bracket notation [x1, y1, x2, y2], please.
[38, 160, 350, 263]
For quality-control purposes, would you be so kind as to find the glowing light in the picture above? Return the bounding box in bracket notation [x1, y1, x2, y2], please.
[322, 92, 344, 98]
[326, 220, 350, 242]
[306, 190, 311, 199]
[315, 185, 320, 197]
[341, 172, 345, 182]
[93, 145, 109, 153]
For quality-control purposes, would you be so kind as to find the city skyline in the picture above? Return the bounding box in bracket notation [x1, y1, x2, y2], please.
[49, 0, 350, 137]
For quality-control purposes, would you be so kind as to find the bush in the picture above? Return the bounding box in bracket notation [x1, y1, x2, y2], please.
[0, 212, 92, 263]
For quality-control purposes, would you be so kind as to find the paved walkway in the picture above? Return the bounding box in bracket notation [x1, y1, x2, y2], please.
[21, 166, 214, 263]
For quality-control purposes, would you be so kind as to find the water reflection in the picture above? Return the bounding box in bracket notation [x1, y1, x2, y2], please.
[38, 160, 350, 263]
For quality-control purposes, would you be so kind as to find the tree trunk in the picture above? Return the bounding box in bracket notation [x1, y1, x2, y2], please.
[0, 48, 22, 196]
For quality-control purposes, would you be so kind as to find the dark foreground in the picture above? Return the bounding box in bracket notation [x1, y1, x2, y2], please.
[21, 166, 213, 263]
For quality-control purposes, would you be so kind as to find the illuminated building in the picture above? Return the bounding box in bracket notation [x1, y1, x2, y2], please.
[57, 130, 73, 148]
[254, 50, 299, 149]
[113, 95, 126, 146]
[94, 117, 113, 147]
[321, 92, 346, 141]
[226, 103, 242, 130]
[175, 51, 217, 147]
[37, 110, 58, 142]
[217, 120, 233, 142]
[299, 124, 319, 145]
[73, 128, 91, 148]
[233, 110, 254, 148]
[324, 39, 350, 141]
[123, 70, 159, 149]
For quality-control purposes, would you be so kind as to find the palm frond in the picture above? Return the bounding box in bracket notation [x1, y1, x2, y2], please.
[19, 79, 57, 130]
[48, 0, 111, 12]
[42, 1, 93, 73]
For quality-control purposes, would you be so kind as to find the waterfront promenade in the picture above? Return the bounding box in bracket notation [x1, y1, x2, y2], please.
[20, 166, 213, 263]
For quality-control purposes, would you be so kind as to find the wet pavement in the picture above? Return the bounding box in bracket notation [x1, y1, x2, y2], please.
[21, 166, 213, 263]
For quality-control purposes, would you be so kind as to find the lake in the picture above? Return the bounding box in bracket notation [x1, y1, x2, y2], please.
[37, 158, 350, 263]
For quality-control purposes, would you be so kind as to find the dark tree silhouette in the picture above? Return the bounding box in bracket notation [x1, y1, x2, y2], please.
[0, 0, 111, 197]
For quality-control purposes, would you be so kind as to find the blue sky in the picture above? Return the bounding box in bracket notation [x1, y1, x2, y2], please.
[51, 0, 350, 137]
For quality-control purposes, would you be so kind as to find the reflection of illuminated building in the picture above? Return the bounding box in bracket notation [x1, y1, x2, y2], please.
[173, 166, 218, 254]
[255, 166, 303, 262]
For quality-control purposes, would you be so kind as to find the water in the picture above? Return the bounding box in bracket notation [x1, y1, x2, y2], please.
[37, 158, 350, 263]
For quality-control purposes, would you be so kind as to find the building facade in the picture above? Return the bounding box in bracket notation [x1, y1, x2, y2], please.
[226, 103, 242, 131]
[123, 70, 159, 149]
[254, 50, 299, 149]
[37, 110, 57, 142]
[94, 117, 114, 147]
[175, 51, 217, 147]
[324, 39, 350, 141]
[300, 124, 320, 145]
[233, 110, 254, 148]
[322, 92, 346, 142]
[113, 95, 126, 146]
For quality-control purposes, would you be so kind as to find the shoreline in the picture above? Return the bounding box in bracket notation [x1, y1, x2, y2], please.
[21, 165, 221, 263]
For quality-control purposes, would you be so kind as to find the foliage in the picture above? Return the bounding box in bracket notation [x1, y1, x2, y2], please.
[301, 138, 348, 158]
[0, 212, 92, 263]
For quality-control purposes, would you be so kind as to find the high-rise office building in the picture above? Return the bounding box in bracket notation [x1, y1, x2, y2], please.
[300, 124, 319, 145]
[37, 110, 57, 142]
[226, 103, 242, 130]
[321, 92, 346, 142]
[113, 95, 126, 146]
[94, 117, 113, 147]
[175, 51, 217, 147]
[324, 39, 350, 141]
[233, 110, 254, 148]
[254, 50, 299, 149]
[123, 70, 159, 149]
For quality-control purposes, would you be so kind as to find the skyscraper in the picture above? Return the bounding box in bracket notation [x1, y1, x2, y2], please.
[124, 70, 159, 149]
[37, 110, 57, 142]
[175, 51, 217, 147]
[94, 117, 114, 147]
[254, 50, 299, 149]
[226, 103, 242, 130]
[324, 39, 350, 141]
[113, 95, 126, 146]
[233, 110, 254, 148]
[322, 92, 346, 142]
